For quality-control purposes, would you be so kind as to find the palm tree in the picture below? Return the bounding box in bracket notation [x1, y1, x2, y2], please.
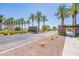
[15, 19, 21, 28]
[42, 15, 48, 26]
[26, 20, 30, 28]
[0, 15, 3, 30]
[69, 3, 79, 26]
[42, 15, 48, 32]
[55, 4, 69, 26]
[35, 11, 42, 32]
[29, 14, 35, 27]
[20, 18, 25, 30]
[4, 17, 14, 31]
[3, 18, 8, 30]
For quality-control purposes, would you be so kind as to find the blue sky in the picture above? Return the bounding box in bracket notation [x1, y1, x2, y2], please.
[0, 3, 79, 28]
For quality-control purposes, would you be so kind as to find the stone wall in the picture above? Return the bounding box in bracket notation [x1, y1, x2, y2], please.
[75, 27, 79, 35]
[58, 25, 66, 33]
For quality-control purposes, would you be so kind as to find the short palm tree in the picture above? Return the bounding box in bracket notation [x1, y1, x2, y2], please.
[15, 19, 21, 28]
[55, 4, 69, 26]
[4, 17, 14, 31]
[35, 11, 42, 32]
[0, 15, 3, 30]
[29, 14, 35, 27]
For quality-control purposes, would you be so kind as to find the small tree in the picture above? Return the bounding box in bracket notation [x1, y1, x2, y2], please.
[42, 25, 50, 32]
[53, 26, 57, 30]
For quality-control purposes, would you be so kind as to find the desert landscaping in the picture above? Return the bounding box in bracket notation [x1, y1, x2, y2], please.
[0, 34, 65, 56]
[0, 3, 79, 56]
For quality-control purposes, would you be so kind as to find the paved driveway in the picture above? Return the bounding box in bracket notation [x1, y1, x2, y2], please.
[0, 31, 57, 52]
[62, 37, 79, 56]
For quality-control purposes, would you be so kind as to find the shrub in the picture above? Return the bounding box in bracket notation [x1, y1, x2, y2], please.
[0, 31, 2, 34]
[9, 32, 14, 35]
[40, 43, 45, 46]
[51, 38, 54, 40]
[22, 31, 26, 33]
[40, 41, 47, 47]
[3, 31, 9, 35]
[15, 27, 21, 31]
[76, 35, 79, 37]
[2, 31, 15, 35]
[19, 31, 23, 34]
[52, 26, 57, 30]
[58, 32, 65, 36]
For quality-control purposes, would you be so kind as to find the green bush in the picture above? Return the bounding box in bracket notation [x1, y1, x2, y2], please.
[2, 31, 14, 35]
[3, 31, 9, 35]
[19, 31, 23, 34]
[0, 31, 3, 34]
[0, 30, 26, 35]
[9, 32, 14, 35]
[22, 31, 26, 33]
[15, 27, 21, 31]
[58, 32, 65, 36]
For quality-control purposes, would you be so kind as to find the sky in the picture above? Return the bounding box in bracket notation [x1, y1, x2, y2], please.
[0, 3, 79, 28]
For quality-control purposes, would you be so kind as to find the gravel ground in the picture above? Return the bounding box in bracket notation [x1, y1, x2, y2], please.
[0, 34, 65, 56]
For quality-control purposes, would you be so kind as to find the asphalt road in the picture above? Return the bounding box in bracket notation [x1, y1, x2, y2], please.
[0, 31, 57, 52]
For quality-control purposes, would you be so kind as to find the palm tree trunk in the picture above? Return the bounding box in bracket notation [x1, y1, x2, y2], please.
[72, 15, 75, 26]
[43, 21, 45, 26]
[32, 20, 34, 27]
[74, 14, 77, 36]
[61, 18, 64, 32]
[72, 14, 76, 36]
[38, 21, 40, 32]
[27, 23, 29, 32]
[61, 19, 64, 26]
[43, 21, 45, 32]
[74, 14, 76, 26]
[19, 21, 21, 30]
[22, 23, 23, 30]
[10, 20, 11, 32]
[28, 24, 29, 29]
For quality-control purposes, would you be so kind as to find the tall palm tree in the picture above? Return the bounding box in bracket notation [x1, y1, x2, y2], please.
[55, 4, 69, 26]
[29, 14, 35, 27]
[42, 15, 48, 32]
[26, 20, 30, 29]
[69, 3, 79, 26]
[20, 18, 25, 30]
[42, 15, 48, 26]
[35, 11, 42, 32]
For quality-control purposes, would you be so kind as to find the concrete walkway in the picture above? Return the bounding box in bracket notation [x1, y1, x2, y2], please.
[62, 37, 79, 56]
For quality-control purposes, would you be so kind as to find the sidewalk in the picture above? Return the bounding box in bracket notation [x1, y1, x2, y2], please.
[62, 37, 79, 56]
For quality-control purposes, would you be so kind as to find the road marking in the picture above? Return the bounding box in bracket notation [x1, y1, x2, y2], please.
[0, 32, 55, 54]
